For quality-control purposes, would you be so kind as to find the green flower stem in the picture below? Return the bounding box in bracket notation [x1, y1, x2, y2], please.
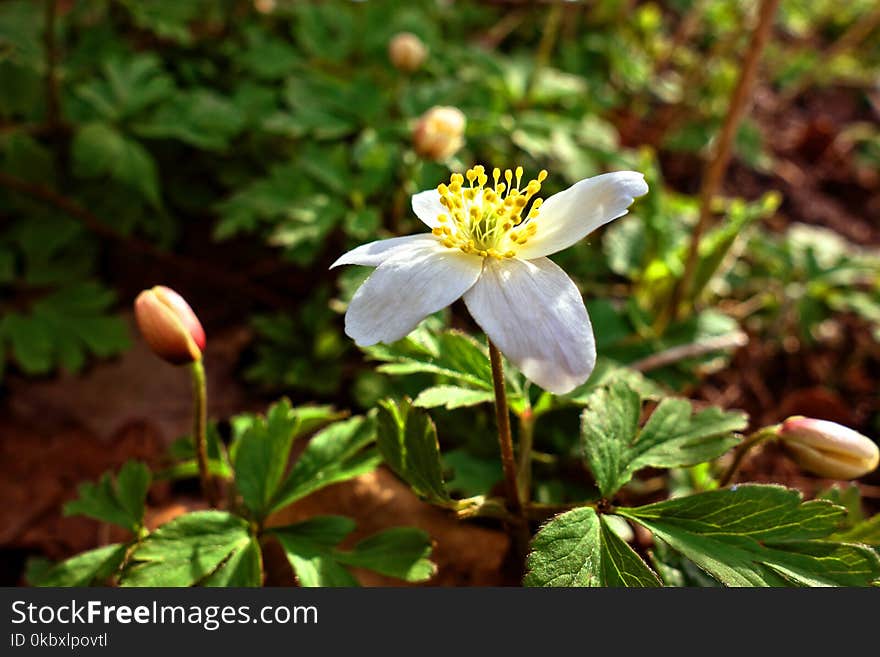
[516, 408, 535, 504]
[488, 340, 523, 517]
[719, 425, 780, 487]
[190, 359, 217, 507]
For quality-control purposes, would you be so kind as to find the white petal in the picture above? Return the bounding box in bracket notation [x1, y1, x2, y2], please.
[330, 234, 438, 269]
[463, 257, 595, 394]
[515, 171, 648, 260]
[345, 242, 483, 346]
[411, 189, 445, 228]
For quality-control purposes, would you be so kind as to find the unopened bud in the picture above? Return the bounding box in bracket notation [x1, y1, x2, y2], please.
[778, 416, 879, 480]
[135, 286, 206, 365]
[388, 32, 427, 73]
[412, 106, 466, 161]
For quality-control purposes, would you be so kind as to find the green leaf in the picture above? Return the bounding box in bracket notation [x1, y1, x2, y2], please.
[335, 528, 435, 582]
[413, 385, 495, 410]
[524, 507, 660, 587]
[64, 461, 151, 533]
[376, 398, 450, 504]
[201, 537, 263, 587]
[75, 54, 176, 121]
[72, 122, 161, 208]
[122, 511, 259, 587]
[271, 517, 359, 587]
[234, 399, 301, 518]
[618, 485, 880, 587]
[269, 416, 379, 513]
[563, 358, 662, 405]
[271, 518, 435, 586]
[365, 328, 497, 392]
[135, 90, 245, 151]
[28, 544, 128, 587]
[832, 514, 880, 547]
[581, 381, 746, 497]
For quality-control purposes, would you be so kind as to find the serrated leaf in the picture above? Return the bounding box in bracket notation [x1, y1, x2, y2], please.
[271, 517, 359, 587]
[832, 514, 880, 547]
[201, 537, 263, 587]
[365, 328, 497, 391]
[376, 398, 450, 504]
[269, 416, 379, 513]
[524, 507, 660, 587]
[234, 399, 301, 519]
[72, 122, 161, 208]
[564, 358, 662, 404]
[28, 544, 128, 587]
[581, 381, 746, 497]
[64, 461, 151, 533]
[122, 511, 256, 587]
[335, 528, 435, 582]
[413, 385, 495, 410]
[75, 54, 176, 121]
[617, 485, 880, 587]
[135, 90, 245, 151]
[271, 517, 435, 586]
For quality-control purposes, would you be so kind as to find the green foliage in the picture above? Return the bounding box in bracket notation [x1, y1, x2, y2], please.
[233, 399, 351, 519]
[525, 507, 661, 587]
[64, 461, 151, 534]
[269, 415, 380, 513]
[123, 511, 260, 587]
[271, 516, 435, 586]
[617, 485, 880, 587]
[376, 397, 450, 505]
[28, 544, 128, 587]
[581, 380, 746, 497]
[365, 327, 526, 412]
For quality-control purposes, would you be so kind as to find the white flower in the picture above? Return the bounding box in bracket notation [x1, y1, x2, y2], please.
[332, 166, 648, 394]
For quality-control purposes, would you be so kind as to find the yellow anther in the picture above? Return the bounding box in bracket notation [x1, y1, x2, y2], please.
[431, 165, 550, 260]
[537, 169, 548, 182]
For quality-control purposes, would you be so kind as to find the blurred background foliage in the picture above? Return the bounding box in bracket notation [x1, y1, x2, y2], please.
[0, 0, 878, 425]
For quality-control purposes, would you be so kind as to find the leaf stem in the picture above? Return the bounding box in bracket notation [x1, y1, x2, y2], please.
[190, 360, 217, 507]
[719, 425, 780, 487]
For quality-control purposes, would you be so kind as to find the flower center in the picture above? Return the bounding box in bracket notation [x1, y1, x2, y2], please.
[431, 165, 547, 258]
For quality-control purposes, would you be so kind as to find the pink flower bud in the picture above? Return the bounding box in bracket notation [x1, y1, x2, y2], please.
[134, 286, 206, 365]
[412, 106, 466, 162]
[388, 32, 427, 73]
[778, 416, 879, 480]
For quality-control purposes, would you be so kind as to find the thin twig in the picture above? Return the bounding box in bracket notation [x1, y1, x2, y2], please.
[0, 172, 287, 308]
[666, 0, 781, 322]
[630, 331, 748, 373]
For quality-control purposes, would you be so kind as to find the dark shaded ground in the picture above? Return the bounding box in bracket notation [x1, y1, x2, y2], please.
[1, 84, 878, 586]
